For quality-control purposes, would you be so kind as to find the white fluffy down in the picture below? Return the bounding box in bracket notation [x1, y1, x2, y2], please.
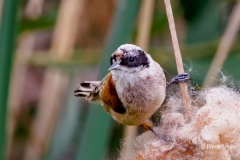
[120, 86, 240, 160]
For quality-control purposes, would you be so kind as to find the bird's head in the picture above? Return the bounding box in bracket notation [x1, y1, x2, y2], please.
[109, 44, 151, 73]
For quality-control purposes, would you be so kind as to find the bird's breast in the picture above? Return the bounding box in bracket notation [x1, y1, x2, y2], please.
[109, 79, 165, 125]
[115, 73, 166, 112]
[109, 63, 166, 125]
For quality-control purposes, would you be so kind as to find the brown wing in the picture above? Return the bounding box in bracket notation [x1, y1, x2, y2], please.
[99, 73, 126, 114]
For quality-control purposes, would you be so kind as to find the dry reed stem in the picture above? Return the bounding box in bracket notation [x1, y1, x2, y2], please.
[136, 0, 155, 51]
[203, 1, 240, 87]
[0, 0, 3, 23]
[121, 0, 155, 157]
[7, 33, 36, 159]
[164, 0, 191, 120]
[25, 0, 44, 19]
[24, 0, 83, 159]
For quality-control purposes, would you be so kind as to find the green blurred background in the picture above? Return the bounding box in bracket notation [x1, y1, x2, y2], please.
[0, 0, 240, 159]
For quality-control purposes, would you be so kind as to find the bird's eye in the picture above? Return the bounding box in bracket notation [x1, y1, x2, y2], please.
[129, 57, 135, 62]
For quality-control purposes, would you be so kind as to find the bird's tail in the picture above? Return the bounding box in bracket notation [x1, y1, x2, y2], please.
[74, 81, 101, 102]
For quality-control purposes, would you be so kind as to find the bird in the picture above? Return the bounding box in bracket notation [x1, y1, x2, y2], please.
[74, 44, 190, 141]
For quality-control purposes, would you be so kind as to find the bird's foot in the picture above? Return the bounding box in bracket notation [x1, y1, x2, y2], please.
[150, 128, 172, 143]
[141, 120, 172, 143]
[166, 73, 191, 89]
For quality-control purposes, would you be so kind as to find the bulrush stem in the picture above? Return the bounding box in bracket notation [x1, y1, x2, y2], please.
[164, 0, 191, 121]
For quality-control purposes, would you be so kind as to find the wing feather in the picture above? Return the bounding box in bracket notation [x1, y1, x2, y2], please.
[99, 73, 126, 114]
[75, 73, 126, 114]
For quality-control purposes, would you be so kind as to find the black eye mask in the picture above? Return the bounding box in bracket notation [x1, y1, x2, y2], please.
[120, 50, 149, 68]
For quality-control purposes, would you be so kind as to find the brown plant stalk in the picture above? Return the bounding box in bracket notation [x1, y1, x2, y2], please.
[203, 1, 240, 87]
[164, 0, 191, 121]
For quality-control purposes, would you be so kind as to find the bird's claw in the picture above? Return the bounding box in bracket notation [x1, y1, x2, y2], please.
[161, 134, 173, 143]
[150, 128, 173, 143]
[167, 73, 190, 88]
[174, 73, 191, 83]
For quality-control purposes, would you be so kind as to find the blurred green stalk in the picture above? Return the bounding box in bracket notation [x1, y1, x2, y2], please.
[76, 0, 140, 159]
[0, 0, 19, 159]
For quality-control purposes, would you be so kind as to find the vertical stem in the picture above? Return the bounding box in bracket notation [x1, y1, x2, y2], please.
[7, 33, 35, 159]
[0, 0, 19, 159]
[203, 2, 240, 87]
[136, 0, 155, 51]
[164, 0, 191, 120]
[24, 0, 83, 159]
[0, 0, 3, 23]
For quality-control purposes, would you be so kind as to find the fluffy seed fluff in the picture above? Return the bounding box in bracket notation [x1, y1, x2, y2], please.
[119, 85, 240, 160]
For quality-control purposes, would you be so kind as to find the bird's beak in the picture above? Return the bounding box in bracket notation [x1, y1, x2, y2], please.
[108, 62, 121, 71]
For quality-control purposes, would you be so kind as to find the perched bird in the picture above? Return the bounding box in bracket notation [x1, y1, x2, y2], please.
[74, 44, 189, 140]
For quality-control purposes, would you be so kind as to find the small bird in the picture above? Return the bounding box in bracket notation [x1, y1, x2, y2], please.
[74, 44, 189, 140]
